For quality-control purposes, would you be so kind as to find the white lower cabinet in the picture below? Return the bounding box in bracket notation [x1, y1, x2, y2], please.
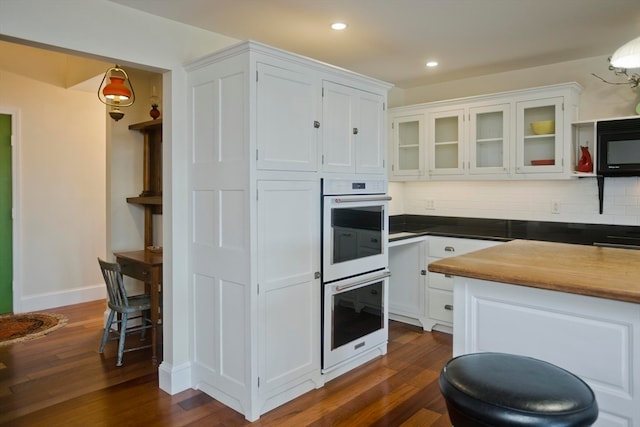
[388, 237, 427, 328]
[454, 278, 640, 427]
[257, 180, 321, 409]
[425, 236, 502, 331]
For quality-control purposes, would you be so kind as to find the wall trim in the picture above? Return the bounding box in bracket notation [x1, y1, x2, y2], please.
[159, 360, 192, 395]
[19, 283, 105, 313]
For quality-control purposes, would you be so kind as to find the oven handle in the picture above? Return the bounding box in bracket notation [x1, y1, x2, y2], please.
[332, 196, 392, 203]
[335, 271, 391, 292]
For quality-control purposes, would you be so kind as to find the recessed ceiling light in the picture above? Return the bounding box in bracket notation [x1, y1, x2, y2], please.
[426, 61, 439, 67]
[331, 22, 347, 30]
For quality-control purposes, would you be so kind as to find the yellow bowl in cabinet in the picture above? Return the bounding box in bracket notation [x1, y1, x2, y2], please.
[530, 120, 555, 135]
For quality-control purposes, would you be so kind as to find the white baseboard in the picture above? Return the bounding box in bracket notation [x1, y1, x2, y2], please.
[159, 361, 192, 395]
[18, 283, 106, 313]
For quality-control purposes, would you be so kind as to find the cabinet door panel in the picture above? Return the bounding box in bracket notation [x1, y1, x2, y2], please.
[322, 81, 355, 173]
[389, 241, 426, 319]
[390, 113, 425, 178]
[469, 103, 510, 175]
[256, 63, 318, 171]
[257, 180, 320, 395]
[429, 109, 465, 175]
[516, 97, 564, 174]
[355, 90, 386, 174]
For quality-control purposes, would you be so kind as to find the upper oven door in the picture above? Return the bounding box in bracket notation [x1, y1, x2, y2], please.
[322, 194, 390, 282]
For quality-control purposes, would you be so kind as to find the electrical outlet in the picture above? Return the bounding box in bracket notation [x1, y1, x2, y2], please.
[425, 199, 435, 210]
[551, 200, 560, 214]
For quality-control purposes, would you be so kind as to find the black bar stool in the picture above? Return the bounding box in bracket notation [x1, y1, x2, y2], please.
[439, 352, 598, 426]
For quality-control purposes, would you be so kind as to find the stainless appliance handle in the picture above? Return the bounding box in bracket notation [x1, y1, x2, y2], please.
[332, 196, 392, 203]
[335, 271, 391, 292]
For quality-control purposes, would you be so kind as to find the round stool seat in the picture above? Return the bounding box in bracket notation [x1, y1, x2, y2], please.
[439, 353, 598, 427]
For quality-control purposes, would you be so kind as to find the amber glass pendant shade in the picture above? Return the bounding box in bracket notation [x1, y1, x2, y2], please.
[98, 66, 135, 121]
[103, 77, 131, 101]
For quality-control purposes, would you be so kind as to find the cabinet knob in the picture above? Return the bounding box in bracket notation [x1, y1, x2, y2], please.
[444, 304, 453, 311]
[353, 127, 359, 135]
[314, 271, 321, 279]
[314, 121, 320, 128]
[420, 269, 427, 276]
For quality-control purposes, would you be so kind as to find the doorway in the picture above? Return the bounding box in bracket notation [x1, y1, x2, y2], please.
[0, 113, 12, 314]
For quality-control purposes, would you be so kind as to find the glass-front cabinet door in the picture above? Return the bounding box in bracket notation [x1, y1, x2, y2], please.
[469, 103, 510, 175]
[516, 97, 564, 174]
[429, 109, 464, 176]
[390, 113, 425, 178]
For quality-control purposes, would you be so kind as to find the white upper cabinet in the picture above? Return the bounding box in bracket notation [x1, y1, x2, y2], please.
[389, 112, 426, 178]
[469, 103, 510, 175]
[322, 80, 386, 175]
[388, 82, 582, 181]
[515, 96, 564, 174]
[256, 62, 320, 171]
[428, 103, 509, 177]
[429, 108, 465, 176]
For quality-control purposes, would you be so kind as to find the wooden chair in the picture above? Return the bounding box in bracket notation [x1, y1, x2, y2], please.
[97, 258, 153, 366]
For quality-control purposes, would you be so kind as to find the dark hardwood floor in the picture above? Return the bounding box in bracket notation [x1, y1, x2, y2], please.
[0, 300, 453, 426]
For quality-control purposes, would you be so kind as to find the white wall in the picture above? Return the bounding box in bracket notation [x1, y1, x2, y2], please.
[0, 0, 239, 395]
[0, 69, 106, 311]
[390, 56, 640, 226]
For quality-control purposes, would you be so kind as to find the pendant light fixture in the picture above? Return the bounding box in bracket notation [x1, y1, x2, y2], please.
[98, 65, 136, 121]
[610, 36, 640, 69]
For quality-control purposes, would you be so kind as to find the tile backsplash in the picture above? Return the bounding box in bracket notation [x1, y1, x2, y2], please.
[389, 177, 640, 226]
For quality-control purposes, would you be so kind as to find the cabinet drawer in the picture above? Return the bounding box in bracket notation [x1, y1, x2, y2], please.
[428, 269, 454, 292]
[428, 236, 500, 258]
[428, 289, 454, 324]
[117, 260, 152, 282]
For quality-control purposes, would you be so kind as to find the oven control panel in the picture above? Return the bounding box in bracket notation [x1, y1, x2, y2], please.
[322, 178, 387, 196]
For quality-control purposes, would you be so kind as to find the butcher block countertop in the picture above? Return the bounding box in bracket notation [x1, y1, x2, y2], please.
[428, 239, 640, 304]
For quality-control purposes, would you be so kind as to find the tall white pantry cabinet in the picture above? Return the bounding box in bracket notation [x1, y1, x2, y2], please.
[185, 41, 391, 421]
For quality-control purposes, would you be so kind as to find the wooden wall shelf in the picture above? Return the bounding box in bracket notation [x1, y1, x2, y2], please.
[128, 119, 162, 247]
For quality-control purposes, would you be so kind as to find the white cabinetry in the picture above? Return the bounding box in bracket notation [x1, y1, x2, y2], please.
[388, 82, 581, 181]
[186, 41, 390, 422]
[515, 96, 564, 174]
[256, 63, 320, 171]
[389, 112, 426, 179]
[322, 80, 387, 175]
[427, 103, 510, 177]
[454, 278, 640, 427]
[257, 180, 320, 402]
[428, 108, 465, 176]
[426, 236, 501, 331]
[469, 103, 510, 175]
[388, 237, 427, 327]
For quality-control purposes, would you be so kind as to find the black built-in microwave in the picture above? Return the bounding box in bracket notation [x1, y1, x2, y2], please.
[597, 117, 640, 176]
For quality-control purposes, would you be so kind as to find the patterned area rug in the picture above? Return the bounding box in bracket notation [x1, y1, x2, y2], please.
[0, 312, 68, 346]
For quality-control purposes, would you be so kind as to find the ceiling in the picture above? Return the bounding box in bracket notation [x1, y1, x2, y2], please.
[110, 0, 640, 88]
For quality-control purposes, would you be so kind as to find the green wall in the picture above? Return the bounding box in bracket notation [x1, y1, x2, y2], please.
[0, 114, 12, 314]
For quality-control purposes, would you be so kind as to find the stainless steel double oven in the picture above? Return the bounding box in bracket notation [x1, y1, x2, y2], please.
[321, 178, 391, 373]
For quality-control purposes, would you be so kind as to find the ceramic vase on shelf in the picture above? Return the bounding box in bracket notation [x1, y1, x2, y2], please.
[149, 104, 160, 120]
[577, 145, 593, 173]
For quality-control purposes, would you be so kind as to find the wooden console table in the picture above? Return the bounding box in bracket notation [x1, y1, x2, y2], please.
[114, 249, 163, 364]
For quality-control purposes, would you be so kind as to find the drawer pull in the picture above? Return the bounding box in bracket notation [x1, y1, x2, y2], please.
[444, 246, 455, 252]
[444, 304, 453, 311]
[444, 274, 453, 278]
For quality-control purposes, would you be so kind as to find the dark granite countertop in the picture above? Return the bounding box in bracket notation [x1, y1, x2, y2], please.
[390, 215, 640, 247]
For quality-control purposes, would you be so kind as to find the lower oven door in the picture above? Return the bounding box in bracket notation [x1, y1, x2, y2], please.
[323, 270, 390, 372]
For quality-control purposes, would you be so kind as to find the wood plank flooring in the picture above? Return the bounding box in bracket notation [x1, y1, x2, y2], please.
[0, 300, 453, 426]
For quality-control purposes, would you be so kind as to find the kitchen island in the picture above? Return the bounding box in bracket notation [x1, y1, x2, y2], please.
[429, 239, 640, 427]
